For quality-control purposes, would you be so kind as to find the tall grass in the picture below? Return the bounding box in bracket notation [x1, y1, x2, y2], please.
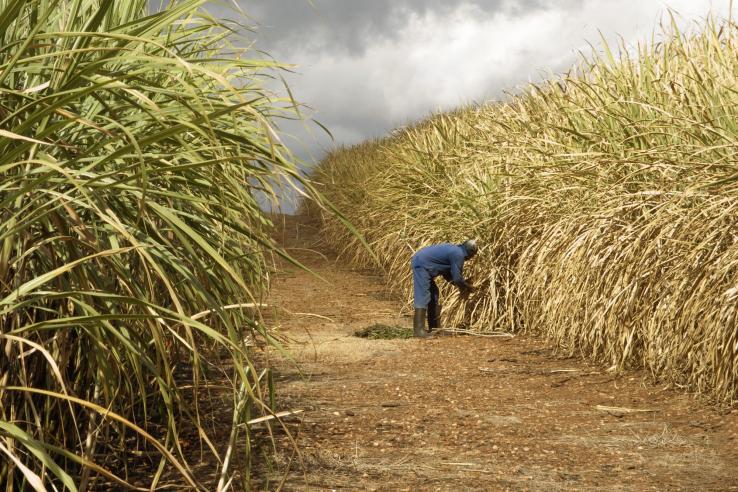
[309, 17, 738, 404]
[0, 0, 314, 489]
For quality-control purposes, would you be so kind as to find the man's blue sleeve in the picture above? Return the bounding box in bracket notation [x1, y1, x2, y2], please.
[450, 254, 468, 289]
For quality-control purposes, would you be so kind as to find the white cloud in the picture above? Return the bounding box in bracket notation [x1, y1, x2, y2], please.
[268, 0, 734, 163]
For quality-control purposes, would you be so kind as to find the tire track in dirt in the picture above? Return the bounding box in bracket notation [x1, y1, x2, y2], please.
[256, 216, 738, 491]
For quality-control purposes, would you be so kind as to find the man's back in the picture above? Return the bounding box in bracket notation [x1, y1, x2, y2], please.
[411, 243, 465, 278]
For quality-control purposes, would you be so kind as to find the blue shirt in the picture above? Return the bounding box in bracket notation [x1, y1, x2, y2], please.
[411, 243, 470, 288]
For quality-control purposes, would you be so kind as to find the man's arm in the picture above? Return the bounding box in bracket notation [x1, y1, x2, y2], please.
[449, 254, 472, 292]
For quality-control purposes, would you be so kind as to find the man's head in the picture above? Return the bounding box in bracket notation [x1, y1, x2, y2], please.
[462, 239, 478, 259]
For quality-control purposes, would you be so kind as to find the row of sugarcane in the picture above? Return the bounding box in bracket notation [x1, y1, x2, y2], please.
[0, 0, 321, 489]
[308, 16, 738, 405]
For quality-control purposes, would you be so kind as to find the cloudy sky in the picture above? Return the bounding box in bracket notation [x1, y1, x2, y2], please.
[204, 1, 735, 209]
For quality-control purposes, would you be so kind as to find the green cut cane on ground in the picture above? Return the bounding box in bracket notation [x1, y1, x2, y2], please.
[355, 324, 414, 339]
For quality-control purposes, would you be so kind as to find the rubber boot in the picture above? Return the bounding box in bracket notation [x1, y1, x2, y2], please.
[428, 302, 441, 333]
[413, 308, 430, 338]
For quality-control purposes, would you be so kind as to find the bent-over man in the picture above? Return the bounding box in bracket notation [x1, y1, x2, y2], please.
[410, 239, 478, 338]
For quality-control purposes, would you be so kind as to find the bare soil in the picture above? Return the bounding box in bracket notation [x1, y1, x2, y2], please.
[251, 215, 738, 491]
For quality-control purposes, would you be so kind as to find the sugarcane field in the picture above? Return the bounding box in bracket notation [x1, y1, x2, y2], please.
[1, 1, 738, 491]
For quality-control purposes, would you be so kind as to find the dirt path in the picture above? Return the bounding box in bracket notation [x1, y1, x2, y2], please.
[257, 216, 738, 491]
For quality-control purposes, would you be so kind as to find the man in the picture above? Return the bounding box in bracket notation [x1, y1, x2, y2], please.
[411, 239, 478, 338]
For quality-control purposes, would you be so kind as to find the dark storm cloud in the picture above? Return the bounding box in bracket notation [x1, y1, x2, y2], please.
[213, 0, 557, 56]
[201, 0, 725, 167]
